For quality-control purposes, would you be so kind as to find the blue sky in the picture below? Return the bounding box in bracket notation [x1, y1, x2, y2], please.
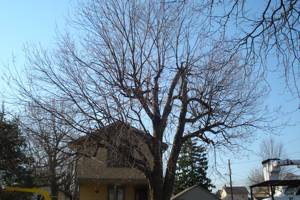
[0, 1, 71, 55]
[0, 0, 299, 191]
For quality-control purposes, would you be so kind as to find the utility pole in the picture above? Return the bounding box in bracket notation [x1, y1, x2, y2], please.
[228, 159, 234, 200]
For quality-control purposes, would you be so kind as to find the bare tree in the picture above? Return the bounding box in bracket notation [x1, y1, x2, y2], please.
[248, 137, 287, 185]
[22, 102, 74, 200]
[16, 1, 267, 199]
[259, 137, 285, 160]
[248, 168, 265, 186]
[206, 0, 300, 101]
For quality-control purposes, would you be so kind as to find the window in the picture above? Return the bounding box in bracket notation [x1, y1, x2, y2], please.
[108, 186, 125, 200]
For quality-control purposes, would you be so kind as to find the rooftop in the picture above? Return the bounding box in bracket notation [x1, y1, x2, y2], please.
[224, 186, 249, 194]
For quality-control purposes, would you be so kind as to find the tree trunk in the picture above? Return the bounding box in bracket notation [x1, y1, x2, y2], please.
[50, 181, 59, 200]
[49, 158, 59, 200]
[163, 81, 187, 200]
[162, 135, 184, 200]
[149, 179, 163, 200]
[149, 135, 164, 200]
[50, 173, 59, 200]
[162, 145, 182, 200]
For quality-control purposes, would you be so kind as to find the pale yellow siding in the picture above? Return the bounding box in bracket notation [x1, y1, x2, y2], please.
[77, 147, 146, 181]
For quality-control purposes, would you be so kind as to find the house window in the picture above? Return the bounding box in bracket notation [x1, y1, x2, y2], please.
[108, 185, 125, 200]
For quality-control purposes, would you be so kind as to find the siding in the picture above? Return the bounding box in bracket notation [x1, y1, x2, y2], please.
[77, 147, 146, 181]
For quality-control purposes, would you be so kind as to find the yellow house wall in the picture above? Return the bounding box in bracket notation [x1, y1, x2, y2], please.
[79, 183, 137, 200]
[74, 127, 154, 182]
[77, 147, 147, 181]
[79, 183, 107, 200]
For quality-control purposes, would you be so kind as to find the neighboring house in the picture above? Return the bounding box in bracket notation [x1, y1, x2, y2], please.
[69, 122, 166, 200]
[218, 186, 249, 200]
[251, 173, 300, 200]
[172, 185, 218, 200]
[252, 187, 270, 200]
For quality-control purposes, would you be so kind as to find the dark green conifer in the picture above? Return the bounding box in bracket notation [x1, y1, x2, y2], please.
[174, 138, 214, 194]
[0, 110, 33, 199]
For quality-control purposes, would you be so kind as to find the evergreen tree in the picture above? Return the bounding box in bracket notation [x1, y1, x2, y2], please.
[174, 138, 214, 194]
[0, 110, 33, 199]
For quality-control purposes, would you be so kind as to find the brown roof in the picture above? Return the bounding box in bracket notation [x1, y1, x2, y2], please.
[224, 186, 248, 194]
[69, 121, 168, 150]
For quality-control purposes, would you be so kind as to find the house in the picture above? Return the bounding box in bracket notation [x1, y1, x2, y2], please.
[252, 187, 270, 200]
[69, 122, 166, 200]
[171, 185, 218, 200]
[218, 186, 249, 200]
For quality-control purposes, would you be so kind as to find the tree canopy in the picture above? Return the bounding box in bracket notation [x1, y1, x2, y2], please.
[16, 1, 268, 199]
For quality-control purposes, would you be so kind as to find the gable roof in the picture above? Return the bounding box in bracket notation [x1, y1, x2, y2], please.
[69, 121, 168, 150]
[172, 185, 218, 200]
[224, 186, 248, 195]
